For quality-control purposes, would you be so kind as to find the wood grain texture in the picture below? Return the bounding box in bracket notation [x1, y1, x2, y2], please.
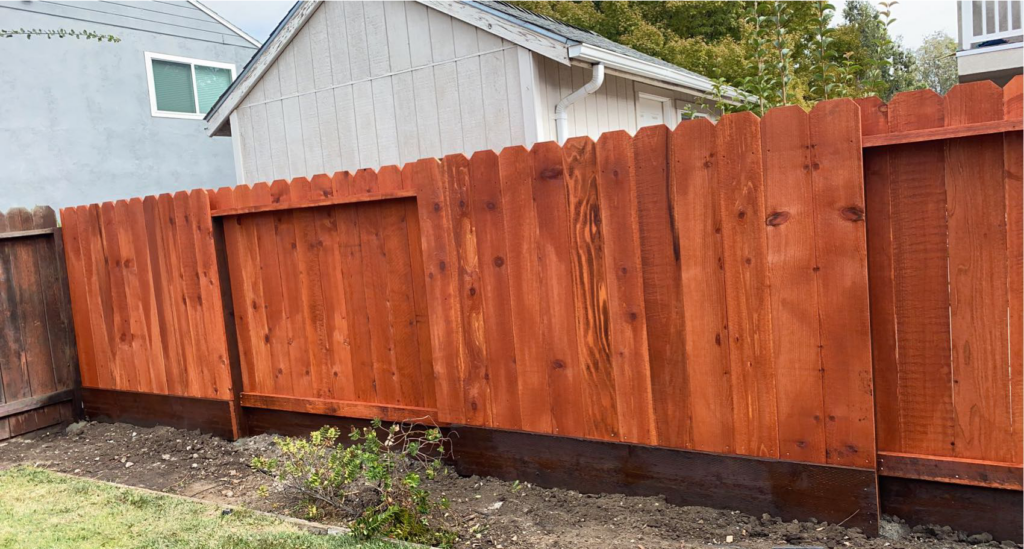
[809, 100, 875, 468]
[761, 106, 825, 464]
[445, 155, 492, 425]
[671, 119, 734, 454]
[1005, 76, 1024, 465]
[857, 97, 902, 454]
[886, 89, 955, 457]
[0, 207, 78, 439]
[563, 136, 618, 441]
[414, 158, 468, 423]
[530, 141, 585, 438]
[633, 125, 690, 449]
[594, 131, 656, 446]
[715, 112, 778, 458]
[944, 82, 1012, 462]
[498, 147, 552, 434]
[468, 151, 521, 430]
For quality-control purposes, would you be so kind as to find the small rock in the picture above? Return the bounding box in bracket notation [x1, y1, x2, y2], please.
[65, 422, 88, 436]
[968, 533, 994, 544]
[162, 454, 171, 460]
[125, 462, 134, 468]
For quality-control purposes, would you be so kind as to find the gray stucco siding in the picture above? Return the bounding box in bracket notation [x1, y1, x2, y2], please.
[0, 2, 256, 210]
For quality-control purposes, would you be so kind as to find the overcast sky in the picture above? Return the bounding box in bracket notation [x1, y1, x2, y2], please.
[203, 0, 960, 52]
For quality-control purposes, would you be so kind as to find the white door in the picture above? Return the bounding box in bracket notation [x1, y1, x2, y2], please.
[637, 95, 666, 128]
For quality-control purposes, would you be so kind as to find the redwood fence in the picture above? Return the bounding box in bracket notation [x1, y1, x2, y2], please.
[55, 79, 1023, 533]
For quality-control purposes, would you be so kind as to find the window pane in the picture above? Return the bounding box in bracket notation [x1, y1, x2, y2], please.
[195, 65, 232, 115]
[152, 59, 196, 114]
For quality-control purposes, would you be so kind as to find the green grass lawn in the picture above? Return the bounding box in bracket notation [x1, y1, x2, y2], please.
[0, 466, 402, 549]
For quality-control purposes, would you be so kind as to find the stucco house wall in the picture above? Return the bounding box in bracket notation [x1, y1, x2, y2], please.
[0, 1, 257, 210]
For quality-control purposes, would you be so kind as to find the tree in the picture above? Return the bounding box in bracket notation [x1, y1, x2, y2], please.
[509, 1, 923, 106]
[914, 31, 958, 95]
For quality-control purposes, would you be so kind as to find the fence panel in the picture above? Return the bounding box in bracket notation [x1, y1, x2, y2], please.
[59, 192, 231, 401]
[412, 99, 875, 467]
[861, 77, 1024, 473]
[208, 173, 437, 422]
[0, 207, 78, 440]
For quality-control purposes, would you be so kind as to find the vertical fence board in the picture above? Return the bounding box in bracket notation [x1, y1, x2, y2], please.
[379, 168, 426, 409]
[355, 172, 401, 405]
[126, 199, 166, 394]
[468, 151, 521, 430]
[99, 202, 135, 391]
[715, 112, 778, 458]
[857, 96, 902, 454]
[215, 188, 258, 394]
[192, 191, 230, 399]
[445, 155, 492, 424]
[331, 174, 379, 404]
[34, 208, 74, 392]
[563, 137, 618, 441]
[887, 90, 955, 457]
[154, 196, 188, 395]
[530, 142, 586, 438]
[251, 183, 295, 397]
[944, 82, 1012, 462]
[671, 119, 734, 454]
[290, 179, 332, 400]
[634, 125, 691, 449]
[809, 100, 875, 468]
[310, 179, 356, 401]
[414, 158, 467, 423]
[114, 200, 153, 393]
[499, 147, 551, 433]
[761, 106, 825, 464]
[595, 131, 656, 446]
[0, 212, 30, 403]
[60, 207, 97, 389]
[1005, 76, 1024, 464]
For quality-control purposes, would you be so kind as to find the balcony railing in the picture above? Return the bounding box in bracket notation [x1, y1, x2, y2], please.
[961, 0, 1023, 49]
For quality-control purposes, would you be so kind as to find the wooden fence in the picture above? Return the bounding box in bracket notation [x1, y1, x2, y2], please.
[57, 80, 1022, 487]
[0, 207, 78, 440]
[857, 78, 1023, 485]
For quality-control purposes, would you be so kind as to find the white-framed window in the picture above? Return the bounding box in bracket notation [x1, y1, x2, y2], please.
[676, 99, 715, 123]
[145, 52, 235, 120]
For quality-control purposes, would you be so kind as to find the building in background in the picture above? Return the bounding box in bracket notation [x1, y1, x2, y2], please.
[203, 1, 744, 186]
[0, 0, 259, 210]
[957, 0, 1023, 84]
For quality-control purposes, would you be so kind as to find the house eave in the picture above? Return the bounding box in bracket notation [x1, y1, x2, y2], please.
[568, 43, 749, 104]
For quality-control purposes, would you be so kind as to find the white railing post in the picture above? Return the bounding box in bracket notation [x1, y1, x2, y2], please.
[962, 0, 975, 48]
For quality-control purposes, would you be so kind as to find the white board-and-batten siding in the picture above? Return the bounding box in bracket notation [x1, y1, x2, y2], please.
[231, 1, 535, 184]
[529, 53, 713, 143]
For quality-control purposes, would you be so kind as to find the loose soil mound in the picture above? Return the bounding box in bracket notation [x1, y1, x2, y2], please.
[0, 422, 1015, 548]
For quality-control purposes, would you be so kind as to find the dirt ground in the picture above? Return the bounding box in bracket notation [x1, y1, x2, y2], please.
[0, 421, 1017, 549]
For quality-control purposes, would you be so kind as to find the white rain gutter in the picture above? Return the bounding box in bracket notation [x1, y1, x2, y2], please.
[567, 43, 750, 105]
[555, 62, 604, 144]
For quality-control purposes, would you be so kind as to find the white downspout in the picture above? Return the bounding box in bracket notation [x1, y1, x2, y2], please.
[554, 62, 604, 144]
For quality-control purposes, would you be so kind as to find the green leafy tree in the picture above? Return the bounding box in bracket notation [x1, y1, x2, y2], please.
[509, 1, 922, 107]
[913, 31, 958, 95]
